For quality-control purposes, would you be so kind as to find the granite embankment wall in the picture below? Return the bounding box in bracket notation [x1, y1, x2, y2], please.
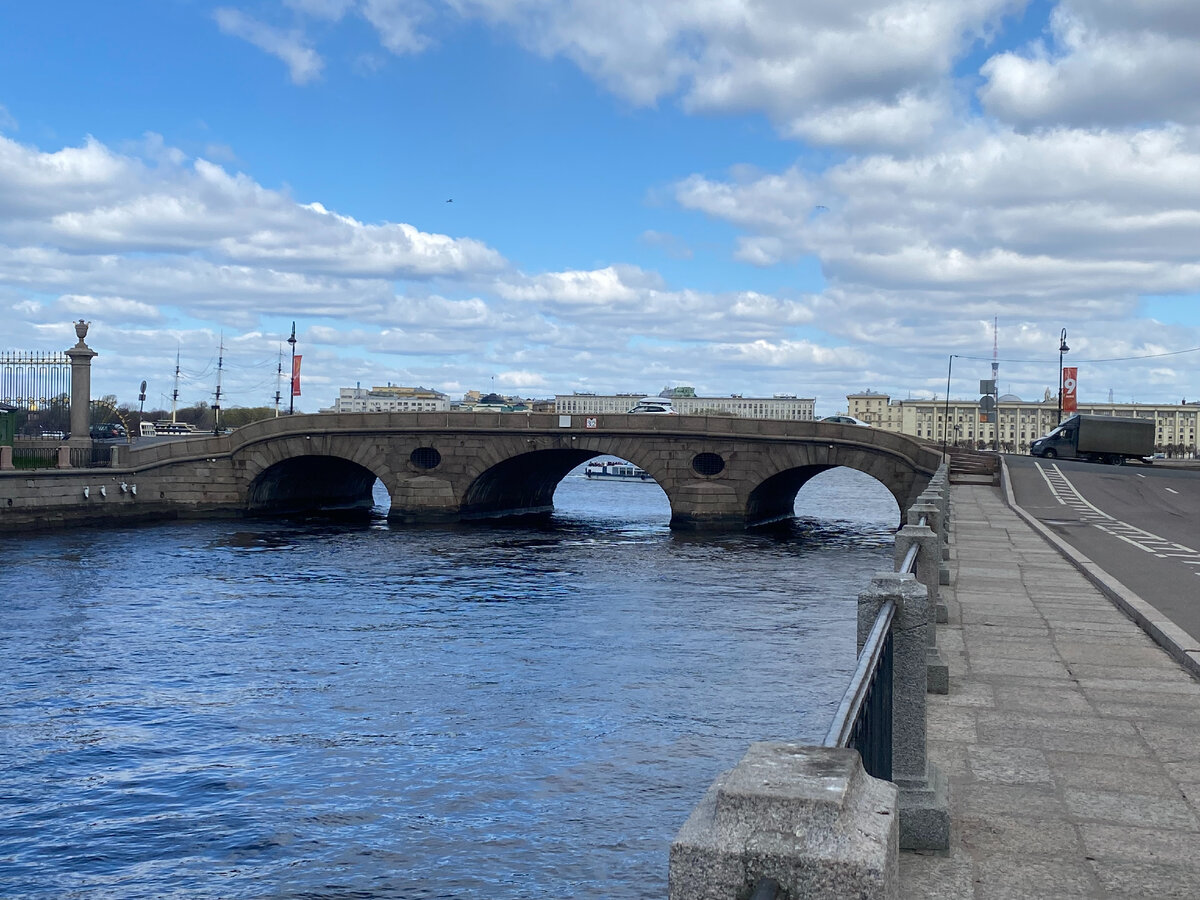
[0, 451, 241, 532]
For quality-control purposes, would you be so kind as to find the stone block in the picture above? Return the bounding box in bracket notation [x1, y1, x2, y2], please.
[928, 649, 950, 695]
[896, 765, 950, 851]
[669, 744, 898, 900]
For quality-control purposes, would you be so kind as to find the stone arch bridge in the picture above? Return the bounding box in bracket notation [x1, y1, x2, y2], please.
[105, 412, 940, 530]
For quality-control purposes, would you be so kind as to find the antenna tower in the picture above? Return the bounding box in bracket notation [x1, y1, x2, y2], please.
[992, 317, 999, 385]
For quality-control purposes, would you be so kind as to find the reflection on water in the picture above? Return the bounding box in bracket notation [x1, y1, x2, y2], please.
[0, 467, 897, 899]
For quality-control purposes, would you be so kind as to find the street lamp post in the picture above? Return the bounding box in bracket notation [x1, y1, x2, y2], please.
[287, 322, 297, 415]
[1057, 328, 1070, 424]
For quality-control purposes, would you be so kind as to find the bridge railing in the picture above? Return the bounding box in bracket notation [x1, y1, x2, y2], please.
[669, 463, 951, 900]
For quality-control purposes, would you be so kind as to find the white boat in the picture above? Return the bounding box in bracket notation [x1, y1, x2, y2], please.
[583, 459, 654, 482]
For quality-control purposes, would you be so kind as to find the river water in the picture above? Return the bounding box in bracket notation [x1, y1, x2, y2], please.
[1, 467, 899, 899]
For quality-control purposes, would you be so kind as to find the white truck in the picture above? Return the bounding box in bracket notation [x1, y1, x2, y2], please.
[1029, 414, 1154, 466]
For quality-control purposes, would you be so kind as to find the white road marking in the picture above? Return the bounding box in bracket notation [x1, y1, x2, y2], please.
[1035, 461, 1067, 504]
[1165, 487, 1179, 494]
[1033, 462, 1200, 573]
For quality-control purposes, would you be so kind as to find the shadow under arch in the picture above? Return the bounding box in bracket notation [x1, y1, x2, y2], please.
[746, 462, 904, 529]
[461, 447, 669, 520]
[247, 454, 381, 517]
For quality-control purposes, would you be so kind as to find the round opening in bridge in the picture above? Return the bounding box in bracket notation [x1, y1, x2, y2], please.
[691, 452, 725, 477]
[410, 446, 442, 470]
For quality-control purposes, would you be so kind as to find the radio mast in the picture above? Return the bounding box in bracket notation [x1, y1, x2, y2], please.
[992, 317, 999, 386]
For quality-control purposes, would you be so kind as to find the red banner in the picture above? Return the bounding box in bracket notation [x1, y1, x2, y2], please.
[291, 355, 302, 397]
[1062, 366, 1077, 413]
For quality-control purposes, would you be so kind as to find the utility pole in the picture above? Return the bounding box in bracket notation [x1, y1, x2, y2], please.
[1057, 328, 1069, 424]
[288, 322, 297, 415]
[992, 317, 999, 452]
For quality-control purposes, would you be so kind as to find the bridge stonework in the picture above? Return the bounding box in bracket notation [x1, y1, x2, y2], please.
[0, 412, 941, 531]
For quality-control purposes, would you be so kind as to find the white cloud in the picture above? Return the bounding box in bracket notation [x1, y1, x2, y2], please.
[56, 294, 163, 323]
[980, 0, 1200, 127]
[214, 8, 325, 84]
[360, 0, 433, 54]
[676, 127, 1200, 308]
[0, 133, 506, 297]
[272, 0, 1019, 150]
[0, 104, 16, 133]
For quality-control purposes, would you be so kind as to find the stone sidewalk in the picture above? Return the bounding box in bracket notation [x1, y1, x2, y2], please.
[900, 484, 1200, 899]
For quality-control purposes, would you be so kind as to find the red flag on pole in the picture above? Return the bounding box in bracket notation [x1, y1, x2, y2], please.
[1062, 366, 1077, 413]
[291, 355, 302, 396]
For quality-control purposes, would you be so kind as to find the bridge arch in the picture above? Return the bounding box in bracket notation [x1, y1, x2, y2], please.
[458, 446, 672, 520]
[245, 454, 382, 516]
[744, 448, 916, 528]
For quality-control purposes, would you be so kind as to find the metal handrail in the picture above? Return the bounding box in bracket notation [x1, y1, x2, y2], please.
[824, 599, 895, 748]
[899, 513, 927, 574]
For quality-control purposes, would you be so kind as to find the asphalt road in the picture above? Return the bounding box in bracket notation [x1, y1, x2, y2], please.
[1005, 454, 1200, 646]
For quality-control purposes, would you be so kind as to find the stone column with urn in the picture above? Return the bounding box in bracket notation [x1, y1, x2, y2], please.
[66, 320, 97, 447]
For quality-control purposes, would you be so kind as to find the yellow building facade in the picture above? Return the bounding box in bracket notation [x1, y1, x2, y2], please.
[846, 391, 1199, 457]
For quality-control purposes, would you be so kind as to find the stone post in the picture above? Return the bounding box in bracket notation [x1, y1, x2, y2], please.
[56, 445, 72, 468]
[669, 744, 898, 899]
[858, 573, 949, 850]
[65, 320, 97, 447]
[0, 445, 11, 470]
[895, 524, 949, 695]
[907, 498, 948, 623]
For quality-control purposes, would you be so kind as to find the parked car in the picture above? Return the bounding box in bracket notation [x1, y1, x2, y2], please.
[89, 423, 127, 440]
[821, 415, 872, 426]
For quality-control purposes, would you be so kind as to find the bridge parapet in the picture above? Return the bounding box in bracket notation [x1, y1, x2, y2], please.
[4, 413, 941, 532]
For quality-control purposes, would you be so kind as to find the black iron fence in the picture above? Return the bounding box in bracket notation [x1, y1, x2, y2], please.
[11, 446, 60, 470]
[823, 599, 895, 781]
[69, 446, 113, 468]
[822, 508, 932, 782]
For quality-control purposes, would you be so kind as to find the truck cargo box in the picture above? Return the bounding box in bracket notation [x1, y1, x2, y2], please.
[1075, 415, 1154, 457]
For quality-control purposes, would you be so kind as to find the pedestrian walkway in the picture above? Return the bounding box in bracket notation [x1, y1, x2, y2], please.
[900, 484, 1200, 899]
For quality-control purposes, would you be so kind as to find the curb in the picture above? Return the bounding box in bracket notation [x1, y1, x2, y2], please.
[998, 457, 1200, 682]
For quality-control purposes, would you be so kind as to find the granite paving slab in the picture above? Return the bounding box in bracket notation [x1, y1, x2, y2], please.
[900, 484, 1200, 899]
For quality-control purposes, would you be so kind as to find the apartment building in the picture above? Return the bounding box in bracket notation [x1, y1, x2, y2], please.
[555, 390, 815, 421]
[329, 385, 449, 413]
[848, 391, 1199, 455]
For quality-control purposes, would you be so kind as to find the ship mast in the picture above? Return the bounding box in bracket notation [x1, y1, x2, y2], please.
[171, 346, 181, 424]
[212, 334, 224, 434]
[274, 344, 283, 417]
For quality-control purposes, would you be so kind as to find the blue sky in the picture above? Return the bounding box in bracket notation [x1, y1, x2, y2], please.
[2, 0, 1200, 415]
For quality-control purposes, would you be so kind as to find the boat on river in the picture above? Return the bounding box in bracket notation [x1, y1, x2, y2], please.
[583, 459, 655, 482]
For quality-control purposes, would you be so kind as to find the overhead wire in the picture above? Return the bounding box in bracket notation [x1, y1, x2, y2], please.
[953, 345, 1200, 365]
